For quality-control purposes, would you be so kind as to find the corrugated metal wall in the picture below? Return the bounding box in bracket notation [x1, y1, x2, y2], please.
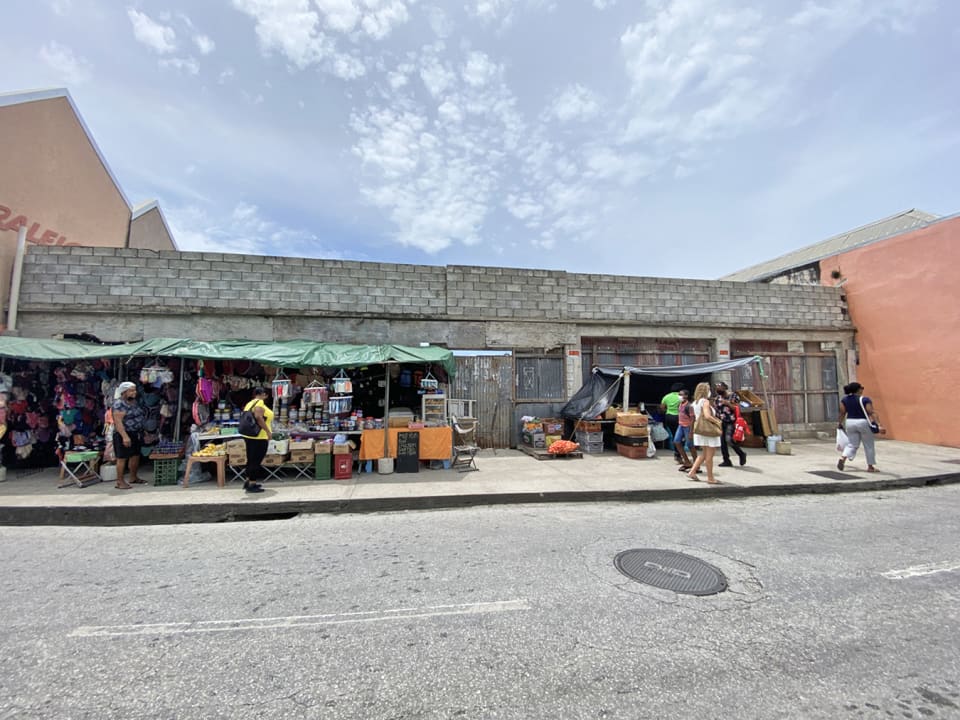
[450, 355, 514, 448]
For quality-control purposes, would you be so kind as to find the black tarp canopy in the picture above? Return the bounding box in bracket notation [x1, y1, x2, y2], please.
[561, 356, 762, 420]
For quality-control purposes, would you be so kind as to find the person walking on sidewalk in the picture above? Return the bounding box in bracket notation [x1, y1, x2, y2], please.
[837, 382, 885, 472]
[714, 381, 747, 467]
[112, 381, 145, 489]
[673, 388, 696, 471]
[660, 382, 684, 461]
[687, 382, 721, 484]
[241, 387, 273, 493]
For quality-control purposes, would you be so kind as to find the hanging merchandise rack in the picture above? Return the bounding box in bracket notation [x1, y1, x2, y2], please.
[271, 369, 292, 400]
[331, 369, 352, 395]
[420, 369, 439, 391]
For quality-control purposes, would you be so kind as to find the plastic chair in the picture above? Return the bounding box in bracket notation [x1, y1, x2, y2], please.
[450, 416, 479, 472]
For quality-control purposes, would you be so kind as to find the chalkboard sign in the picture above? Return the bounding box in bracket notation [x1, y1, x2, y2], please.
[396, 431, 420, 473]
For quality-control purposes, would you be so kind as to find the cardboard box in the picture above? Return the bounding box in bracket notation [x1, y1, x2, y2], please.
[223, 439, 245, 451]
[522, 430, 546, 448]
[262, 454, 287, 466]
[389, 417, 411, 428]
[289, 450, 314, 464]
[738, 389, 764, 407]
[333, 443, 352, 455]
[604, 406, 620, 420]
[616, 412, 648, 427]
[267, 439, 289, 455]
[541, 419, 563, 434]
[315, 441, 333, 454]
[580, 421, 602, 432]
[544, 434, 562, 448]
[614, 423, 649, 438]
[289, 439, 314, 452]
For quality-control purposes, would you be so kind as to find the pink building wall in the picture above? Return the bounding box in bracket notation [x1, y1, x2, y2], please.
[820, 215, 960, 448]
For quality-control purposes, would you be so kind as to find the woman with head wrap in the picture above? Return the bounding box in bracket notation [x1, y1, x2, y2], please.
[112, 381, 145, 489]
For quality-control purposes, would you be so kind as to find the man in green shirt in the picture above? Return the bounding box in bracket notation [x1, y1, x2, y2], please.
[660, 383, 685, 462]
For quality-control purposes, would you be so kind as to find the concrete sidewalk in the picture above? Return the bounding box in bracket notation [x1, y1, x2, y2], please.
[1, 438, 959, 525]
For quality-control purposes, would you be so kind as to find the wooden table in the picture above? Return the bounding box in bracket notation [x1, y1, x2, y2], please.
[358, 427, 453, 461]
[183, 454, 227, 488]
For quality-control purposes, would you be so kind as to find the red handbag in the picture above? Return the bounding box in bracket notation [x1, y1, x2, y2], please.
[733, 406, 750, 443]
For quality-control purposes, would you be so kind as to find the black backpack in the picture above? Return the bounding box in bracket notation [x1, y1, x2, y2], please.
[238, 403, 259, 436]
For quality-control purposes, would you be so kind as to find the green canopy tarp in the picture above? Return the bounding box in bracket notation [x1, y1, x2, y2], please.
[0, 336, 457, 375]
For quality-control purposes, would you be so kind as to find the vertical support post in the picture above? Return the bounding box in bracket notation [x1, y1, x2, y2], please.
[382, 363, 392, 458]
[174, 358, 185, 442]
[6, 225, 28, 332]
[621, 369, 631, 413]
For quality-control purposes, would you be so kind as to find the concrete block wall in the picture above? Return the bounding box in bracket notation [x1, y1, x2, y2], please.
[19, 247, 851, 336]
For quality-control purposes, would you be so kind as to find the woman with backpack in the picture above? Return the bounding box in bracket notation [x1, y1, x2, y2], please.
[240, 386, 273, 493]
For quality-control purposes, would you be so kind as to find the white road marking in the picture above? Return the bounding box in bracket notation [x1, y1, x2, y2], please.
[881, 561, 960, 580]
[70, 599, 530, 638]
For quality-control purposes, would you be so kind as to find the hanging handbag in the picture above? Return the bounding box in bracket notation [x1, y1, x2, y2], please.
[732, 406, 750, 443]
[238, 400, 260, 436]
[858, 395, 880, 434]
[693, 401, 722, 437]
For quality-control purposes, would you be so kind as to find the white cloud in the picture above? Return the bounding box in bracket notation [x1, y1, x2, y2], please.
[231, 0, 413, 78]
[550, 84, 600, 122]
[462, 51, 498, 88]
[194, 34, 216, 55]
[38, 41, 92, 85]
[159, 56, 200, 75]
[127, 7, 177, 54]
[48, 0, 72, 16]
[218, 67, 235, 84]
[168, 202, 340, 257]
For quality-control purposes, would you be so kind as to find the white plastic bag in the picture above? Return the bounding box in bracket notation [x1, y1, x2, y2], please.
[836, 427, 849, 453]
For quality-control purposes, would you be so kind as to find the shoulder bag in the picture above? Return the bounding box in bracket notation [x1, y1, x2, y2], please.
[858, 395, 880, 434]
[694, 401, 722, 437]
[238, 400, 261, 437]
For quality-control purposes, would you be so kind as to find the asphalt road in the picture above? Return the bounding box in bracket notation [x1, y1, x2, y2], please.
[2, 487, 959, 719]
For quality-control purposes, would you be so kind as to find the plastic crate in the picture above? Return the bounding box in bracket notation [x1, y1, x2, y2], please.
[581, 441, 605, 454]
[333, 454, 352, 480]
[575, 431, 604, 444]
[315, 453, 332, 480]
[153, 457, 181, 486]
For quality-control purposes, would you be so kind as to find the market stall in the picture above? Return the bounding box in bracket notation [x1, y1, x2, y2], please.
[0, 335, 457, 482]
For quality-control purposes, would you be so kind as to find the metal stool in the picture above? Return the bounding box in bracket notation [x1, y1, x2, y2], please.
[58, 450, 102, 488]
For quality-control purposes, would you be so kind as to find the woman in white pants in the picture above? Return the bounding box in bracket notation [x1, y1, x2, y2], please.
[837, 382, 885, 472]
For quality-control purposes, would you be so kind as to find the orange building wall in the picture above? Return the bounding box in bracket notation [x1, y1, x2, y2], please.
[820, 215, 960, 447]
[0, 96, 131, 316]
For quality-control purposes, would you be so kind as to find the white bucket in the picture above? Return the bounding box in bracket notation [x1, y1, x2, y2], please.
[766, 435, 782, 453]
[377, 458, 394, 474]
[100, 464, 117, 482]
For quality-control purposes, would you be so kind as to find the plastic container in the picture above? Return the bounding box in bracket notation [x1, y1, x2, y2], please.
[153, 457, 180, 486]
[766, 435, 782, 453]
[314, 453, 331, 480]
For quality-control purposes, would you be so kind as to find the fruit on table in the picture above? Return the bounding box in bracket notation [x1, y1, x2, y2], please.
[192, 444, 226, 457]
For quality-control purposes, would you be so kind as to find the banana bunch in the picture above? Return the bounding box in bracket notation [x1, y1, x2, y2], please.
[192, 443, 226, 458]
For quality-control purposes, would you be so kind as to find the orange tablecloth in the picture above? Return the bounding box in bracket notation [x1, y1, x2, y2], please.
[359, 427, 453, 461]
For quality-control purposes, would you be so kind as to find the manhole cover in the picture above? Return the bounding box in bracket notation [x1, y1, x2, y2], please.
[808, 470, 859, 480]
[614, 548, 727, 596]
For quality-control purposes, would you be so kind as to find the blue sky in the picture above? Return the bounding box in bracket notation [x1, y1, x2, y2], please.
[3, 0, 959, 279]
